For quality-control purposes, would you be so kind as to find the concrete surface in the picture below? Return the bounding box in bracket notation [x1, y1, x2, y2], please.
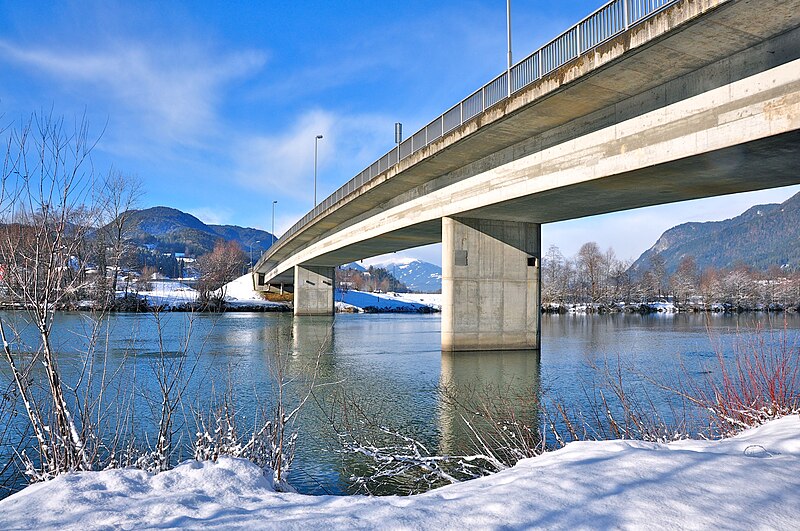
[442, 218, 541, 351]
[252, 0, 800, 349]
[293, 266, 335, 316]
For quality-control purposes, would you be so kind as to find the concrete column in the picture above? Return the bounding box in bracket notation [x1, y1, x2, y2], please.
[442, 217, 540, 352]
[293, 265, 335, 316]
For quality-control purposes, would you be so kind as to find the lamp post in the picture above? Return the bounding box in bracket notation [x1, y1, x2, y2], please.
[271, 200, 277, 246]
[249, 240, 261, 270]
[507, 0, 512, 96]
[314, 134, 323, 206]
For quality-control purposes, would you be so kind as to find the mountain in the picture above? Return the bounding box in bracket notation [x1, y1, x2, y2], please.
[118, 206, 273, 257]
[364, 258, 442, 293]
[340, 262, 367, 272]
[630, 192, 800, 274]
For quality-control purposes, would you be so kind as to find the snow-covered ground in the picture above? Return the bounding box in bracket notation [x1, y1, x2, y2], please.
[336, 290, 441, 312]
[135, 280, 199, 307]
[130, 278, 434, 312]
[128, 275, 287, 310]
[1, 416, 798, 529]
[220, 274, 287, 309]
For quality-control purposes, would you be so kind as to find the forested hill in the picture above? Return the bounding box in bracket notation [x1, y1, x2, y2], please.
[630, 192, 800, 274]
[114, 206, 273, 256]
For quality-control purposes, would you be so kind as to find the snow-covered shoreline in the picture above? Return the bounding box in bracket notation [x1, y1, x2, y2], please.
[1, 416, 798, 529]
[336, 290, 441, 313]
[114, 276, 443, 314]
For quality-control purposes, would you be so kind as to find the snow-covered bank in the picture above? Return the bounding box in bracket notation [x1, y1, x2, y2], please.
[336, 290, 441, 312]
[135, 280, 199, 308]
[130, 275, 288, 311]
[220, 274, 288, 310]
[2, 416, 798, 529]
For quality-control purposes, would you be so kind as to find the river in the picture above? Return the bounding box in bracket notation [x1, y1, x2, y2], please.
[0, 311, 798, 496]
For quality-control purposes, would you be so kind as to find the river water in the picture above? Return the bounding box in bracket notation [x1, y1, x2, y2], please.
[0, 311, 798, 496]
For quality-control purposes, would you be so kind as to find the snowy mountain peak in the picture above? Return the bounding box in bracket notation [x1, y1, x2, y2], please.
[343, 257, 442, 292]
[362, 256, 422, 268]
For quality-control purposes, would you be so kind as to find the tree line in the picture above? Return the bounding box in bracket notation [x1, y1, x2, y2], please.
[0, 113, 248, 312]
[542, 242, 800, 311]
[336, 266, 409, 294]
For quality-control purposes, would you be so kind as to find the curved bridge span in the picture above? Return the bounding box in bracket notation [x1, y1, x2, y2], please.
[254, 0, 800, 351]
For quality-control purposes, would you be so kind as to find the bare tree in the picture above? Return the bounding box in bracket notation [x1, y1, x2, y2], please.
[698, 267, 722, 308]
[0, 112, 102, 478]
[97, 169, 144, 305]
[196, 240, 247, 307]
[608, 257, 633, 303]
[649, 253, 668, 299]
[670, 256, 698, 307]
[720, 267, 756, 309]
[542, 245, 565, 305]
[577, 242, 603, 303]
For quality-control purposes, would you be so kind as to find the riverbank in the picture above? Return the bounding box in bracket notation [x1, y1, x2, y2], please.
[1, 415, 797, 529]
[544, 301, 800, 314]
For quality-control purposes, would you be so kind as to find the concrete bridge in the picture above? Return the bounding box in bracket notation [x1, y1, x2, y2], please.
[254, 0, 800, 351]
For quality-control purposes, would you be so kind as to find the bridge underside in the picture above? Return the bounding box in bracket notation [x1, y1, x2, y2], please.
[255, 0, 800, 351]
[266, 129, 800, 272]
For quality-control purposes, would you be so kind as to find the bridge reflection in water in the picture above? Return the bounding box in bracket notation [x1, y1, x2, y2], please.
[439, 349, 541, 457]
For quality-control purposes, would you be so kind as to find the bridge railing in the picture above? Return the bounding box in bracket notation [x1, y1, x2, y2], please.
[273, 0, 679, 256]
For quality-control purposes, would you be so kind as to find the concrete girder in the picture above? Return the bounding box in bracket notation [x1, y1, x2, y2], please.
[255, 0, 800, 285]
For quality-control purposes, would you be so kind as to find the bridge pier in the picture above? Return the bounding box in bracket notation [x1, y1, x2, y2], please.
[293, 265, 335, 316]
[441, 217, 541, 352]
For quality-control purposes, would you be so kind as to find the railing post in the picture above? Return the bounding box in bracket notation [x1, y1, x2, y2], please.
[576, 23, 582, 55]
[538, 50, 543, 79]
[624, 0, 630, 30]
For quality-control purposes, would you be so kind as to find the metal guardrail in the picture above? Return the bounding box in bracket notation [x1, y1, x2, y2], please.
[271, 0, 678, 257]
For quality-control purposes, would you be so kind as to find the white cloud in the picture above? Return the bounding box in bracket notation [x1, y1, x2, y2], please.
[0, 40, 266, 143]
[188, 206, 234, 226]
[234, 109, 396, 201]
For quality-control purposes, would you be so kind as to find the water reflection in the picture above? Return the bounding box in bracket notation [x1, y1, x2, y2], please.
[439, 349, 541, 456]
[1, 311, 798, 497]
[292, 316, 335, 357]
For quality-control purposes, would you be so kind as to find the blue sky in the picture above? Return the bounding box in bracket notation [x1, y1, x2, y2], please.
[1, 0, 798, 266]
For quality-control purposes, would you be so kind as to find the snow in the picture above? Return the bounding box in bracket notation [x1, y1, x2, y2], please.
[220, 274, 286, 308]
[337, 290, 441, 312]
[361, 256, 420, 268]
[2, 416, 798, 529]
[136, 280, 199, 307]
[128, 275, 287, 309]
[391, 292, 442, 310]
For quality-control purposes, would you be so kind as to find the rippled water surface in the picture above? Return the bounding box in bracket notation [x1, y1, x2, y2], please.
[1, 311, 797, 495]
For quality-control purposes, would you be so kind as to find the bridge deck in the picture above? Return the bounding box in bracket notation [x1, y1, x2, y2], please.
[256, 0, 800, 285]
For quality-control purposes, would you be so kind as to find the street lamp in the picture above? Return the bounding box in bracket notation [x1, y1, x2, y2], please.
[249, 240, 261, 270]
[314, 134, 323, 206]
[271, 200, 277, 247]
[507, 0, 512, 96]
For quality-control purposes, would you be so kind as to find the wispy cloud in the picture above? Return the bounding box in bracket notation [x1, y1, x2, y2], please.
[234, 109, 395, 201]
[0, 40, 267, 143]
[188, 206, 234, 227]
